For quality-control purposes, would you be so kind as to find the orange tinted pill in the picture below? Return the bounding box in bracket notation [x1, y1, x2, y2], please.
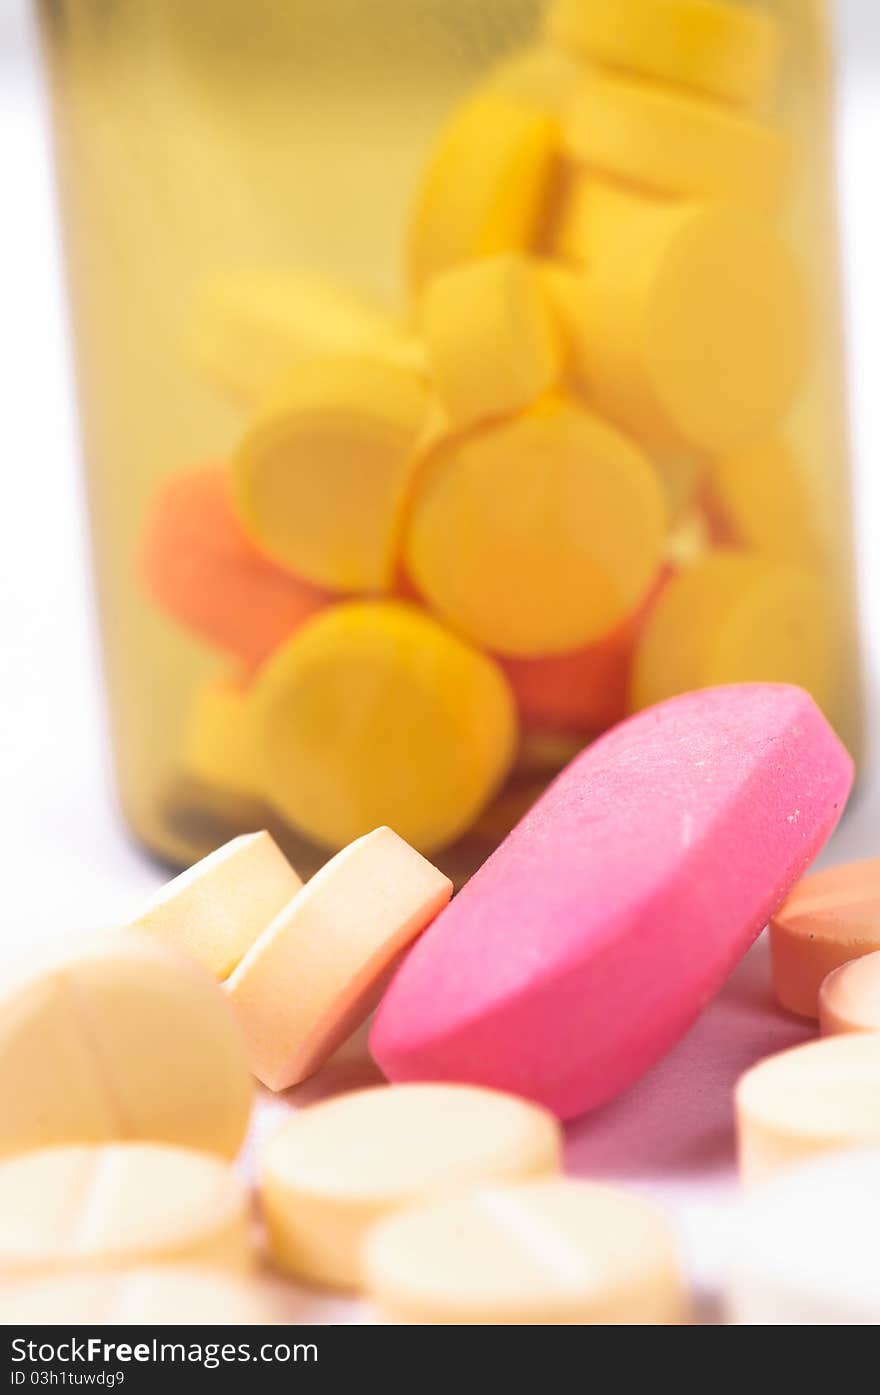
[771, 860, 880, 1019]
[140, 465, 327, 665]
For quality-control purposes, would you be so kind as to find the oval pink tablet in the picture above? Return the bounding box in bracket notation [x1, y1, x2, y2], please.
[370, 685, 852, 1119]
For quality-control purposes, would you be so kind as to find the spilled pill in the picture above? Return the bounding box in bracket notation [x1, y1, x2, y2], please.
[372, 684, 851, 1117]
[819, 951, 880, 1037]
[770, 859, 880, 1018]
[364, 1177, 686, 1324]
[0, 1143, 252, 1278]
[225, 827, 452, 1091]
[736, 1034, 880, 1186]
[129, 830, 301, 979]
[0, 931, 252, 1160]
[260, 1084, 561, 1290]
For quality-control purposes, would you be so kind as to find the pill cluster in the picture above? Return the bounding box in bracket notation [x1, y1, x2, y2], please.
[137, 0, 844, 870]
[4, 680, 878, 1324]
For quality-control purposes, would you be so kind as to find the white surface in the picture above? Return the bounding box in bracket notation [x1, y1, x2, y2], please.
[1, 0, 879, 1322]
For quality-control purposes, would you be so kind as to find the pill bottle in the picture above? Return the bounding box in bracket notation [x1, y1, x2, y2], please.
[36, 1, 861, 878]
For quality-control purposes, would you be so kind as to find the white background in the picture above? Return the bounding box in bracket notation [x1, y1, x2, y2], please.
[1, 0, 879, 1319]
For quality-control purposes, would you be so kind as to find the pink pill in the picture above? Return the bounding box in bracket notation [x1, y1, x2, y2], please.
[371, 685, 852, 1119]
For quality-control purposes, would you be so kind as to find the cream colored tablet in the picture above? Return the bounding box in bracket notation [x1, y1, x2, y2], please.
[0, 931, 252, 1160]
[260, 1084, 562, 1290]
[819, 951, 880, 1036]
[0, 1144, 252, 1278]
[770, 860, 880, 1019]
[129, 831, 301, 979]
[364, 1177, 686, 1324]
[736, 1034, 880, 1187]
[0, 1267, 278, 1325]
[726, 1150, 880, 1325]
[226, 828, 452, 1091]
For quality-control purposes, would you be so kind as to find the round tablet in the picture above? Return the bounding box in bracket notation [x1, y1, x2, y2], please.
[736, 1034, 880, 1187]
[259, 1084, 562, 1290]
[225, 827, 452, 1091]
[420, 254, 562, 429]
[566, 70, 789, 208]
[404, 396, 667, 657]
[232, 356, 430, 592]
[251, 601, 518, 852]
[725, 1150, 880, 1324]
[571, 196, 808, 454]
[180, 676, 265, 805]
[770, 860, 880, 1018]
[130, 831, 301, 979]
[140, 465, 328, 666]
[408, 90, 558, 291]
[0, 1143, 252, 1278]
[0, 931, 252, 1160]
[364, 1177, 686, 1324]
[371, 684, 852, 1118]
[630, 552, 839, 723]
[548, 0, 780, 109]
[706, 438, 822, 567]
[820, 952, 880, 1036]
[0, 1267, 278, 1325]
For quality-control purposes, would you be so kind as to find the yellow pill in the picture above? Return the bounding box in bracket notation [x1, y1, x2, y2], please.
[364, 1177, 686, 1324]
[225, 828, 452, 1091]
[630, 551, 838, 718]
[0, 931, 252, 1160]
[129, 831, 301, 980]
[820, 952, 880, 1037]
[252, 601, 517, 853]
[708, 437, 822, 567]
[232, 356, 431, 592]
[420, 254, 563, 429]
[481, 44, 583, 116]
[260, 1084, 562, 1291]
[180, 676, 265, 806]
[189, 267, 421, 407]
[566, 70, 789, 208]
[0, 1267, 280, 1325]
[405, 396, 666, 657]
[736, 1035, 880, 1187]
[0, 1143, 251, 1278]
[408, 91, 559, 292]
[548, 0, 781, 110]
[570, 195, 808, 454]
